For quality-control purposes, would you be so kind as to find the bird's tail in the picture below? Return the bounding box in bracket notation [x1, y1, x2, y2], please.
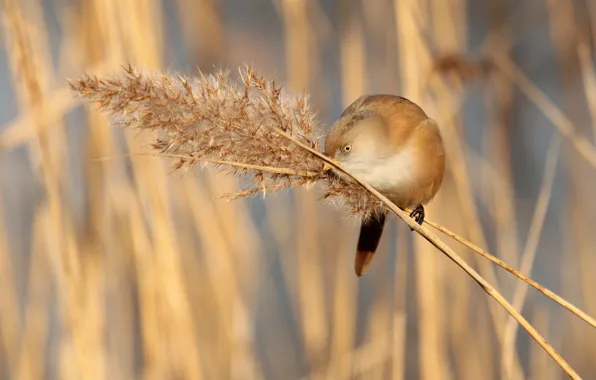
[355, 214, 386, 277]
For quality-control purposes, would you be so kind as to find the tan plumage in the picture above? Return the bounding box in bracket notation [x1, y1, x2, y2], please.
[325, 94, 445, 276]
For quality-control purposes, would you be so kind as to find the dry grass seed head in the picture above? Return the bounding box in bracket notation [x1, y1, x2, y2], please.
[69, 64, 387, 219]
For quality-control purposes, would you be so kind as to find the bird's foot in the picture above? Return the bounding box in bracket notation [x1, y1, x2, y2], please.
[409, 204, 425, 231]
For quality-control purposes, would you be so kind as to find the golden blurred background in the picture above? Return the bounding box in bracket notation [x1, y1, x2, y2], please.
[1, 0, 596, 379]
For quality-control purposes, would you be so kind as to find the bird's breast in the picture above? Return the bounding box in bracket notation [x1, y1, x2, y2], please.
[342, 148, 417, 194]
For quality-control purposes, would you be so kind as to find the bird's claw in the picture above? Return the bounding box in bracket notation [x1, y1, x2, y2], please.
[409, 204, 425, 231]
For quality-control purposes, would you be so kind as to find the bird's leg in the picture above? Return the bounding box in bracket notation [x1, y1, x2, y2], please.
[408, 204, 425, 231]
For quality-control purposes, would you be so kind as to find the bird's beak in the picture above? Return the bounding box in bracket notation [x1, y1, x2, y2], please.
[322, 162, 335, 174]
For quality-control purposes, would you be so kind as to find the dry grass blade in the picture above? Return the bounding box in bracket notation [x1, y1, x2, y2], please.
[577, 39, 596, 141]
[491, 54, 596, 168]
[0, 60, 115, 151]
[70, 65, 582, 379]
[418, 215, 596, 331]
[94, 152, 320, 177]
[502, 136, 560, 377]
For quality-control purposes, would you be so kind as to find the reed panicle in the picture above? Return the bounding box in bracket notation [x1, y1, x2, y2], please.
[69, 64, 386, 219]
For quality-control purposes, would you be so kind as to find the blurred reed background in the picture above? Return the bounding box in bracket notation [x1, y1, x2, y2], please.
[0, 0, 595, 379]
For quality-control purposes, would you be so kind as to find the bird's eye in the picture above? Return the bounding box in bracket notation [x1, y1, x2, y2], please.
[343, 145, 352, 152]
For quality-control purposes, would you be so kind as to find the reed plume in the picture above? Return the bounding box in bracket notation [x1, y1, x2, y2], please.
[69, 64, 386, 219]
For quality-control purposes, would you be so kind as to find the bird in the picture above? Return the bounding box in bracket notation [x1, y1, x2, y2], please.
[324, 94, 445, 277]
